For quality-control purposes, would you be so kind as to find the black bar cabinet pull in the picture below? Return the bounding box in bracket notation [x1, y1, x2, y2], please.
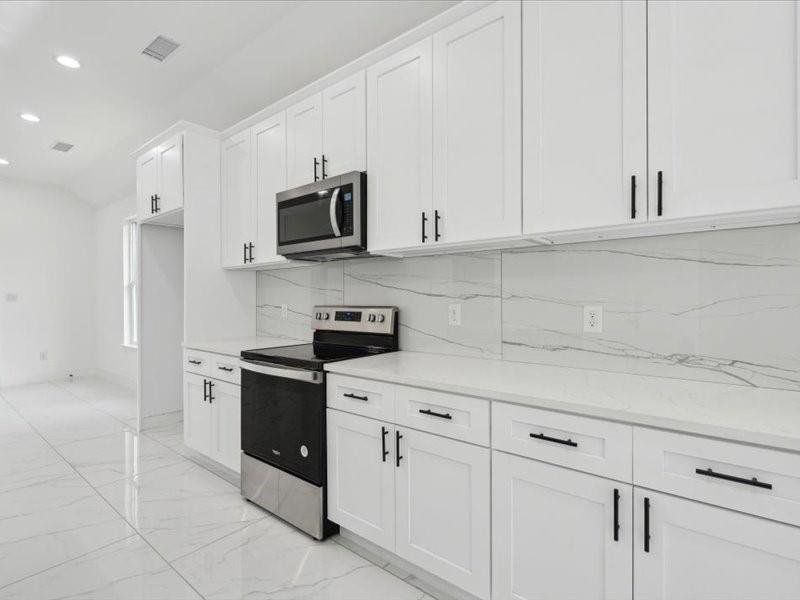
[188, 359, 202, 366]
[530, 432, 578, 447]
[313, 157, 320, 181]
[421, 212, 428, 243]
[203, 379, 209, 402]
[150, 195, 155, 214]
[419, 408, 452, 420]
[395, 430, 403, 467]
[208, 381, 215, 403]
[434, 210, 441, 241]
[657, 171, 663, 216]
[248, 242, 255, 263]
[644, 497, 651, 553]
[321, 154, 328, 179]
[613, 488, 620, 542]
[243, 243, 247, 264]
[381, 426, 389, 462]
[695, 468, 773, 490]
[630, 175, 637, 219]
[343, 392, 368, 402]
[154, 194, 160, 213]
[218, 366, 234, 372]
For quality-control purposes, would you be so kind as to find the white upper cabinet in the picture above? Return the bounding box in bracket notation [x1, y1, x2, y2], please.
[287, 72, 367, 189]
[634, 489, 800, 600]
[322, 71, 366, 178]
[648, 0, 800, 221]
[156, 134, 184, 214]
[367, 39, 433, 252]
[432, 1, 522, 245]
[220, 130, 254, 268]
[395, 428, 491, 600]
[493, 451, 632, 600]
[136, 148, 159, 220]
[286, 93, 324, 188]
[253, 112, 289, 265]
[136, 134, 184, 222]
[523, 0, 647, 235]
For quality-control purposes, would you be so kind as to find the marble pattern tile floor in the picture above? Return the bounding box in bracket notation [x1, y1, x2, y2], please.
[0, 377, 438, 600]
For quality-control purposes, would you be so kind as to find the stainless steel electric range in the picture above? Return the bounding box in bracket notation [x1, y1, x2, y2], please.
[239, 305, 399, 539]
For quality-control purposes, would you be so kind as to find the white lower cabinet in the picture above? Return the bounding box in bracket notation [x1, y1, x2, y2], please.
[327, 409, 395, 549]
[184, 373, 212, 456]
[492, 451, 632, 600]
[634, 489, 800, 600]
[326, 408, 491, 599]
[183, 371, 241, 473]
[209, 379, 241, 472]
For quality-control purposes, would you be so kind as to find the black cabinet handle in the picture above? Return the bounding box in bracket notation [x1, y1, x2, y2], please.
[343, 392, 368, 402]
[434, 209, 441, 241]
[657, 171, 663, 216]
[188, 359, 202, 366]
[313, 157, 320, 182]
[154, 194, 160, 213]
[381, 426, 389, 462]
[630, 175, 637, 220]
[245, 242, 254, 263]
[530, 432, 578, 447]
[243, 243, 248, 264]
[421, 212, 428, 243]
[643, 496, 651, 553]
[203, 379, 209, 402]
[150, 195, 155, 214]
[419, 408, 452, 420]
[208, 381, 215, 403]
[321, 154, 328, 179]
[395, 430, 403, 467]
[613, 488, 620, 542]
[218, 366, 234, 372]
[695, 468, 772, 490]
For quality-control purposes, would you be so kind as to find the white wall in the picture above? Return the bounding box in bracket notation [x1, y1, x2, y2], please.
[0, 179, 95, 387]
[94, 194, 137, 389]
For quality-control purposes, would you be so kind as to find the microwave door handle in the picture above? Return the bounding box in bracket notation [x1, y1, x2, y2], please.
[329, 187, 341, 237]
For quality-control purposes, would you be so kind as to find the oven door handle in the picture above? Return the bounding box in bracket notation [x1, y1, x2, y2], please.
[239, 360, 323, 384]
[329, 187, 341, 238]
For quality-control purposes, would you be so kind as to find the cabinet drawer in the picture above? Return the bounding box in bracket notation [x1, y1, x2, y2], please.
[395, 386, 489, 446]
[184, 349, 240, 385]
[326, 374, 395, 421]
[492, 402, 632, 482]
[634, 427, 800, 527]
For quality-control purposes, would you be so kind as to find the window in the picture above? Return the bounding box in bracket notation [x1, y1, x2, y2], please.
[123, 217, 138, 348]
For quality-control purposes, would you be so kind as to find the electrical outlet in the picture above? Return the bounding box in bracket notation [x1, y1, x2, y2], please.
[583, 305, 603, 333]
[281, 304, 288, 319]
[448, 303, 462, 327]
[5, 293, 18, 302]
[39, 351, 48, 361]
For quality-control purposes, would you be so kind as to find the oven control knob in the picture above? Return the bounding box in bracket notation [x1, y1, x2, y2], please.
[323, 312, 330, 320]
[377, 314, 386, 323]
[368, 314, 376, 322]
[315, 312, 321, 320]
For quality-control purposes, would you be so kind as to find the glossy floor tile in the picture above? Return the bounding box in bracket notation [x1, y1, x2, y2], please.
[0, 378, 438, 599]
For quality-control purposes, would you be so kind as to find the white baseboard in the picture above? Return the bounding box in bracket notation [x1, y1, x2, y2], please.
[335, 528, 481, 600]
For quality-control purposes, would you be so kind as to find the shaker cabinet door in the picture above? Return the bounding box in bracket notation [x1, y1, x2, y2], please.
[220, 129, 254, 267]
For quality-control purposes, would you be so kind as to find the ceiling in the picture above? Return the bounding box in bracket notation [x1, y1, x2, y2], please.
[0, 0, 455, 206]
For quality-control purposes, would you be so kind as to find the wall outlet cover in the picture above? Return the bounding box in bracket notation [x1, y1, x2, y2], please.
[448, 303, 462, 327]
[281, 304, 288, 319]
[583, 305, 603, 333]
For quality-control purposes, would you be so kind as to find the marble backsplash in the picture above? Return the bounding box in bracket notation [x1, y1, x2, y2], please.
[257, 223, 800, 391]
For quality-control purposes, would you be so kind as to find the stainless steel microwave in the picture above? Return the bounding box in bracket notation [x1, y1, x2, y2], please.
[276, 171, 367, 261]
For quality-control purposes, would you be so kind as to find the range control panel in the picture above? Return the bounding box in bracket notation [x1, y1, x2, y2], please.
[312, 305, 397, 335]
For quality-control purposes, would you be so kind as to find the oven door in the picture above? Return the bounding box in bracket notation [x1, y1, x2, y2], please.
[240, 361, 325, 486]
[276, 171, 365, 257]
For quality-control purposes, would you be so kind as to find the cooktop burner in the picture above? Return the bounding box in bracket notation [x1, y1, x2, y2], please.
[240, 342, 383, 370]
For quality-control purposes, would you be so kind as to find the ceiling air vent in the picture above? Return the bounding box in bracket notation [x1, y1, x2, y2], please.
[51, 141, 74, 153]
[141, 35, 180, 62]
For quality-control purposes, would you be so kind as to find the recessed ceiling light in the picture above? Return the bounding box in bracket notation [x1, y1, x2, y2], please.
[20, 113, 40, 123]
[0, 158, 9, 166]
[55, 55, 81, 69]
